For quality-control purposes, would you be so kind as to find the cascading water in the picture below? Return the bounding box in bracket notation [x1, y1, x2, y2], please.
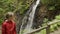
[19, 2, 34, 34]
[20, 0, 40, 34]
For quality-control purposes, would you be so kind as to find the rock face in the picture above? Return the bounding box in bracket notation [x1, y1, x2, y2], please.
[16, 0, 60, 33]
[33, 2, 60, 29]
[32, 3, 47, 29]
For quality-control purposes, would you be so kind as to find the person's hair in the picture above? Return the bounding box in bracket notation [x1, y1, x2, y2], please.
[5, 12, 14, 19]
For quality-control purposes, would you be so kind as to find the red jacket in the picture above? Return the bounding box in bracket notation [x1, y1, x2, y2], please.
[2, 20, 16, 34]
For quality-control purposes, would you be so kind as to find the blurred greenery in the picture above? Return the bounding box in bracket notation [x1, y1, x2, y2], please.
[41, 0, 60, 10]
[55, 15, 60, 20]
[0, 0, 31, 24]
[0, 0, 60, 23]
[35, 29, 46, 34]
[34, 15, 60, 34]
[0, 0, 60, 34]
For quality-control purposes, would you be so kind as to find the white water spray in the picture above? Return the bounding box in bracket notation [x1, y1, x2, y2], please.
[24, 0, 40, 34]
[20, 0, 40, 34]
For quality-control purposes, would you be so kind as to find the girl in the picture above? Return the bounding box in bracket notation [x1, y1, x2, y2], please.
[2, 12, 16, 34]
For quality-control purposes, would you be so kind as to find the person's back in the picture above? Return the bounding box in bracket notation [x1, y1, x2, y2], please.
[2, 12, 16, 34]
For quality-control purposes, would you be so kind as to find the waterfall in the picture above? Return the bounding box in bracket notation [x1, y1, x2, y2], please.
[20, 0, 40, 34]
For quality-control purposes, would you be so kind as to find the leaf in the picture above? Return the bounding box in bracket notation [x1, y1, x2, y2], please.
[48, 6, 55, 10]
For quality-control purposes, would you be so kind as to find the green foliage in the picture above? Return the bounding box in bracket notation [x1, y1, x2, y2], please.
[48, 6, 55, 10]
[0, 19, 3, 25]
[41, 0, 60, 10]
[19, 1, 29, 14]
[35, 16, 60, 34]
[0, 0, 16, 11]
[0, 0, 30, 14]
[55, 15, 60, 20]
[55, 15, 60, 25]
[41, 0, 56, 5]
[43, 18, 48, 23]
[35, 29, 46, 34]
[0, 0, 30, 24]
[34, 22, 59, 34]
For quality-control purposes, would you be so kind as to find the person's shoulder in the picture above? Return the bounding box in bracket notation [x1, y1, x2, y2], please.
[12, 21, 16, 26]
[12, 20, 16, 24]
[2, 20, 8, 25]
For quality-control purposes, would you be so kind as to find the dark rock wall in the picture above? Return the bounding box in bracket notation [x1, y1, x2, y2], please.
[33, 3, 60, 29]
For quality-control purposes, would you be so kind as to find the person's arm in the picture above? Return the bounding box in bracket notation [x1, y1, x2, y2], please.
[14, 23, 16, 34]
[2, 23, 6, 34]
